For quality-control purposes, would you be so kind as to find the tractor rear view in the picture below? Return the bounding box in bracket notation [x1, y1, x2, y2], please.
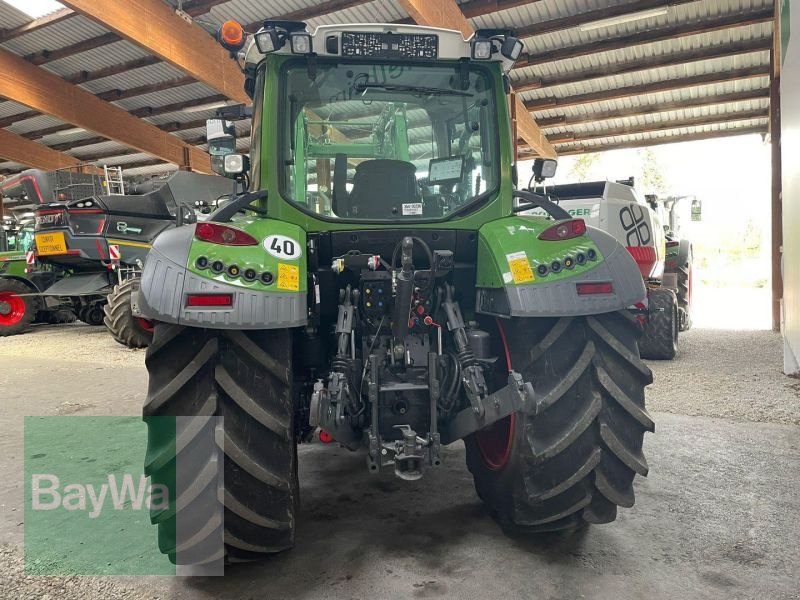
[135, 20, 655, 568]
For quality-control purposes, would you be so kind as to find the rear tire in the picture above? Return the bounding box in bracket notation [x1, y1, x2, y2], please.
[143, 324, 298, 564]
[676, 260, 692, 332]
[465, 311, 654, 532]
[78, 302, 105, 326]
[639, 288, 679, 360]
[104, 279, 153, 348]
[0, 278, 36, 336]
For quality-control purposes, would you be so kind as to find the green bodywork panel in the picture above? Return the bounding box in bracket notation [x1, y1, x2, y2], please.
[476, 216, 604, 288]
[0, 251, 28, 277]
[0, 226, 34, 278]
[187, 218, 307, 293]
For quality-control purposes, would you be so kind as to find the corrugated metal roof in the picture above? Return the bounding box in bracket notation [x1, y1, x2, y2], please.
[0, 0, 775, 175]
[41, 40, 150, 78]
[0, 1, 44, 29]
[0, 13, 108, 56]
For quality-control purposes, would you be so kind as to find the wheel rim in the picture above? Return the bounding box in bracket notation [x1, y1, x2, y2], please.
[475, 318, 516, 471]
[0, 292, 26, 326]
[136, 318, 155, 333]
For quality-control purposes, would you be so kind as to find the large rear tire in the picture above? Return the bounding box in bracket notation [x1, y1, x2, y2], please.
[143, 324, 298, 564]
[104, 279, 153, 348]
[0, 278, 36, 336]
[465, 311, 654, 532]
[676, 257, 693, 332]
[639, 288, 679, 360]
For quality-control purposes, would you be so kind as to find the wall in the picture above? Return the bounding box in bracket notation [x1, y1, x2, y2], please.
[781, 0, 800, 374]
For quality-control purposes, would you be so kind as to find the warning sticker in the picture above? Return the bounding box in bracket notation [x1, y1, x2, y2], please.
[277, 263, 300, 291]
[401, 203, 423, 216]
[506, 251, 534, 284]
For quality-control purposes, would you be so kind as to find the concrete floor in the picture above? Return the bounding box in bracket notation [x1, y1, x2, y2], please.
[1, 324, 799, 599]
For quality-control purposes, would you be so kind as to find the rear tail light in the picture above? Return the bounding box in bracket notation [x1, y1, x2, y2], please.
[576, 282, 613, 295]
[186, 294, 233, 307]
[538, 218, 587, 241]
[626, 246, 659, 278]
[195, 223, 258, 246]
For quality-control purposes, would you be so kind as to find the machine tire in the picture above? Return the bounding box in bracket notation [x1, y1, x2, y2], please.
[639, 288, 679, 360]
[676, 252, 692, 332]
[0, 278, 36, 336]
[465, 311, 654, 532]
[78, 302, 105, 326]
[104, 279, 153, 348]
[143, 324, 297, 564]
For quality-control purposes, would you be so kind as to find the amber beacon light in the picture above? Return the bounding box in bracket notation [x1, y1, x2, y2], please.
[218, 20, 246, 51]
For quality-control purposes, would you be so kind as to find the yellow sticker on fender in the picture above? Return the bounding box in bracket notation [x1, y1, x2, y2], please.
[277, 263, 300, 291]
[507, 251, 534, 284]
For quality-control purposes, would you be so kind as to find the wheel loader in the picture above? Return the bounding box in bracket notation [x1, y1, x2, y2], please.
[137, 20, 654, 567]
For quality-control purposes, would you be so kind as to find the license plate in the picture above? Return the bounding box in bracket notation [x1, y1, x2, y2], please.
[35, 232, 68, 256]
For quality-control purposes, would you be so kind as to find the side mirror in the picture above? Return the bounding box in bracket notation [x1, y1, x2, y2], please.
[211, 153, 250, 180]
[691, 198, 702, 222]
[206, 119, 237, 158]
[532, 158, 557, 183]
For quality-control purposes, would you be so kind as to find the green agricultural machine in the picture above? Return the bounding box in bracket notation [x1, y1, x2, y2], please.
[138, 21, 654, 565]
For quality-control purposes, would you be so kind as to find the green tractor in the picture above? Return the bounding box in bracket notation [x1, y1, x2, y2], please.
[138, 21, 654, 565]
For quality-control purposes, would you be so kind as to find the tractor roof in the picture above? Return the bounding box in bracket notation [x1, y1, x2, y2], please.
[240, 22, 518, 72]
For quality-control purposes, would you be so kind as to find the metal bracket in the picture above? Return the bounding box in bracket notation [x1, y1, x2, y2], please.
[175, 8, 193, 24]
[440, 371, 534, 445]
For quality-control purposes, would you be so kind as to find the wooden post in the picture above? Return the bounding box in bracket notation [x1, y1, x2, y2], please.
[770, 5, 783, 333]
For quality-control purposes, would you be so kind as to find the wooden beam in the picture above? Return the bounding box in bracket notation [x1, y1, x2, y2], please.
[536, 89, 771, 128]
[60, 0, 249, 104]
[460, 0, 545, 19]
[0, 47, 211, 173]
[64, 56, 163, 85]
[398, 0, 556, 157]
[547, 125, 767, 155]
[398, 0, 473, 38]
[6, 79, 202, 141]
[515, 37, 772, 92]
[0, 8, 77, 43]
[16, 94, 227, 141]
[25, 32, 121, 66]
[525, 65, 771, 112]
[516, 8, 774, 68]
[0, 128, 98, 172]
[513, 0, 696, 40]
[546, 108, 769, 144]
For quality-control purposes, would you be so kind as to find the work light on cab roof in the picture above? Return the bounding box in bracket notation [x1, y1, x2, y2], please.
[217, 20, 525, 74]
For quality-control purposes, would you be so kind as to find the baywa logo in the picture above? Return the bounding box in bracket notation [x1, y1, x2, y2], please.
[31, 473, 169, 519]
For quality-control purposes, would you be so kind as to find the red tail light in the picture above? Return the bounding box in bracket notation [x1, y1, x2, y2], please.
[319, 430, 333, 443]
[576, 282, 613, 295]
[186, 294, 233, 307]
[195, 223, 258, 246]
[626, 246, 659, 278]
[538, 219, 587, 241]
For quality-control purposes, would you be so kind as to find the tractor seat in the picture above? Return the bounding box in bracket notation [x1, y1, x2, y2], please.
[346, 159, 418, 219]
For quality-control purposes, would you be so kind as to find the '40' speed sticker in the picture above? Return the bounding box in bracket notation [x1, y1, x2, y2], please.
[264, 235, 302, 259]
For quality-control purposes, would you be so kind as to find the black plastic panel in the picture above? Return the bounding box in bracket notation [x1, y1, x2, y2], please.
[340, 31, 438, 59]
